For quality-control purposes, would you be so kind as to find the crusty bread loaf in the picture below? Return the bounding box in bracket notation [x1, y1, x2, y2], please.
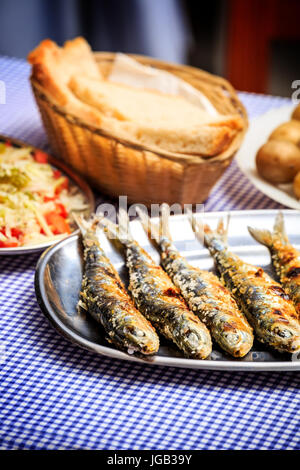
[69, 75, 243, 156]
[28, 37, 244, 157]
[28, 37, 103, 126]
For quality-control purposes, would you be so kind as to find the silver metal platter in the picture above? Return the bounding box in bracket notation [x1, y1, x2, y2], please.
[35, 209, 300, 371]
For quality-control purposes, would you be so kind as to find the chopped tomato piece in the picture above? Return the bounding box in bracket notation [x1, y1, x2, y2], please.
[0, 227, 23, 247]
[43, 196, 56, 203]
[55, 202, 68, 218]
[53, 169, 61, 179]
[5, 140, 12, 147]
[11, 227, 23, 239]
[43, 197, 68, 218]
[0, 240, 19, 248]
[0, 227, 23, 239]
[34, 150, 48, 163]
[55, 177, 69, 195]
[44, 212, 71, 235]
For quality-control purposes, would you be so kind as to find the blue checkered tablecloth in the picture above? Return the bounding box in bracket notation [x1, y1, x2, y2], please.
[0, 56, 299, 451]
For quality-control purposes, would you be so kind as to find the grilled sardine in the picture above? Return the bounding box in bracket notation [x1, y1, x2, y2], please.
[137, 207, 253, 358]
[191, 215, 300, 354]
[76, 216, 159, 356]
[249, 212, 300, 319]
[100, 212, 212, 359]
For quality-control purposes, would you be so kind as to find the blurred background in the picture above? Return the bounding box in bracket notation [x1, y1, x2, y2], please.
[0, 0, 299, 97]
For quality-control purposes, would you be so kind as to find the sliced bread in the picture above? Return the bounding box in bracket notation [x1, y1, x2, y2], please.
[28, 37, 103, 126]
[69, 75, 243, 156]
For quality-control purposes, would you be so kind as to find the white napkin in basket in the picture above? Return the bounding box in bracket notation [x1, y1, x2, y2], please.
[108, 53, 219, 117]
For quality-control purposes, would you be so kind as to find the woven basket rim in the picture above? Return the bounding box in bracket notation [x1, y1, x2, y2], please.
[30, 52, 248, 165]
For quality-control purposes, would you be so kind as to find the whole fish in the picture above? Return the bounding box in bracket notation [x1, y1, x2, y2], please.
[191, 215, 300, 354]
[137, 207, 253, 358]
[75, 216, 159, 356]
[100, 212, 212, 359]
[249, 212, 300, 319]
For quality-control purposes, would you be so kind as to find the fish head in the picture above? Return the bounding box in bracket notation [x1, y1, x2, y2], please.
[217, 326, 254, 358]
[123, 324, 160, 356]
[182, 324, 212, 359]
[269, 321, 300, 354]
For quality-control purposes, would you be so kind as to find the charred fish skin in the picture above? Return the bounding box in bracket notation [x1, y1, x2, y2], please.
[137, 207, 253, 358]
[249, 212, 300, 318]
[204, 223, 300, 354]
[79, 224, 159, 356]
[124, 239, 212, 359]
[159, 237, 253, 358]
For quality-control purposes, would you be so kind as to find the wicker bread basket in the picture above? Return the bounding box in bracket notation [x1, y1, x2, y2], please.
[31, 53, 248, 207]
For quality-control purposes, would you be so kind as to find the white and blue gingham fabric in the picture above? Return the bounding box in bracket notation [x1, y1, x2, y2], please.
[0, 56, 299, 450]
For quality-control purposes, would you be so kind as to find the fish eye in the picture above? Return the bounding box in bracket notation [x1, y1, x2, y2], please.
[272, 326, 293, 339]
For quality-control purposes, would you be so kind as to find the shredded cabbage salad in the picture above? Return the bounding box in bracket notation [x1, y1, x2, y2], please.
[0, 140, 88, 248]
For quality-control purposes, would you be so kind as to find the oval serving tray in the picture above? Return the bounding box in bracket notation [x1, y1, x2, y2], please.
[35, 210, 300, 371]
[0, 134, 95, 254]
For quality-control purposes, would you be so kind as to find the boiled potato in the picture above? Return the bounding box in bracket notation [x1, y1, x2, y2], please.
[269, 120, 300, 146]
[292, 104, 300, 121]
[256, 140, 300, 184]
[293, 172, 300, 199]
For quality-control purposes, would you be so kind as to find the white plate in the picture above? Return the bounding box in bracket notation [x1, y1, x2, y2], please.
[35, 210, 300, 371]
[236, 104, 300, 210]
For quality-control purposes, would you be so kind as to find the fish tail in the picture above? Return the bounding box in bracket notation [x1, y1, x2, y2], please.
[118, 207, 134, 242]
[189, 210, 229, 251]
[215, 215, 230, 243]
[99, 208, 135, 245]
[187, 208, 205, 244]
[204, 216, 230, 251]
[73, 213, 99, 236]
[160, 203, 173, 241]
[136, 206, 161, 245]
[248, 212, 287, 247]
[97, 213, 126, 244]
[247, 226, 273, 247]
[273, 211, 288, 241]
[73, 213, 87, 235]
